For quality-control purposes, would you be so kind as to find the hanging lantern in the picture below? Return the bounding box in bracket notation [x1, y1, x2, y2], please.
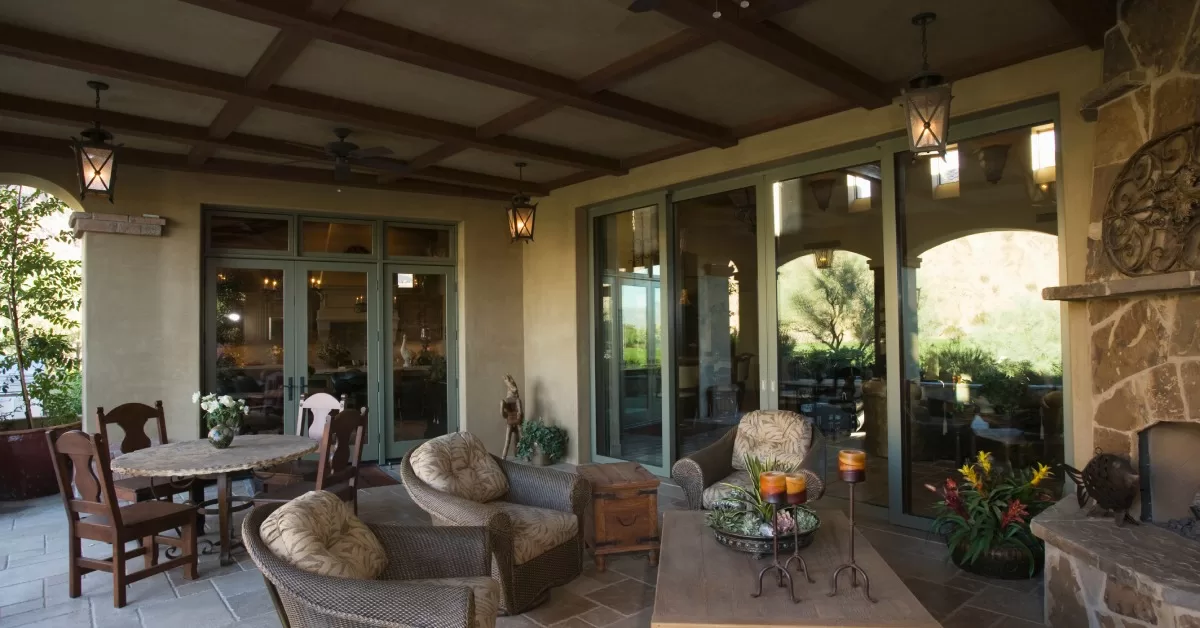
[506, 162, 536, 243]
[815, 248, 834, 270]
[902, 13, 952, 157]
[71, 81, 120, 202]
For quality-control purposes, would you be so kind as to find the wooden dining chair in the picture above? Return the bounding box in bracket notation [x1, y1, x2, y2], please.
[258, 393, 345, 492]
[97, 401, 206, 509]
[46, 429, 199, 608]
[253, 407, 368, 512]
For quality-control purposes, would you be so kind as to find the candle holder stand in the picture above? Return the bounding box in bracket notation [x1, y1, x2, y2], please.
[828, 481, 877, 603]
[751, 502, 800, 603]
[783, 506, 815, 584]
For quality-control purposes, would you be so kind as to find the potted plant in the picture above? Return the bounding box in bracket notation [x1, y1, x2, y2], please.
[704, 455, 821, 556]
[194, 392, 247, 449]
[926, 452, 1055, 579]
[0, 186, 82, 501]
[516, 418, 567, 465]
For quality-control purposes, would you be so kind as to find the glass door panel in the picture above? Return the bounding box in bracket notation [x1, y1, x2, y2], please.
[674, 186, 760, 457]
[386, 266, 456, 458]
[896, 123, 1065, 517]
[772, 163, 888, 508]
[207, 263, 291, 437]
[594, 205, 663, 469]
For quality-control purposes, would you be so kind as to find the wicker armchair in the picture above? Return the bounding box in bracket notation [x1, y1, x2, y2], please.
[671, 410, 826, 510]
[401, 451, 589, 614]
[242, 504, 495, 628]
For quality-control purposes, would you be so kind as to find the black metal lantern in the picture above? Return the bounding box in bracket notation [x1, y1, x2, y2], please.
[902, 13, 952, 157]
[71, 81, 120, 202]
[506, 162, 536, 243]
[815, 248, 834, 270]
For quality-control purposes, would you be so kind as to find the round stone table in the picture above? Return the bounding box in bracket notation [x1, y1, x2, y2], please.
[112, 435, 317, 565]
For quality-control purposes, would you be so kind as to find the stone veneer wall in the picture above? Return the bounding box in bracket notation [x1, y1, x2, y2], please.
[1084, 0, 1200, 473]
[1044, 2, 1200, 627]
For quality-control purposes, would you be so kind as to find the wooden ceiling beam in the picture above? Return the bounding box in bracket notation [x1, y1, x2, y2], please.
[639, 0, 891, 109]
[179, 0, 735, 148]
[0, 131, 513, 200]
[0, 24, 625, 174]
[1046, 0, 1114, 50]
[0, 92, 545, 194]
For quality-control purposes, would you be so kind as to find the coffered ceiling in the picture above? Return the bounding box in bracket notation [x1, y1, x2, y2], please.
[0, 0, 1108, 200]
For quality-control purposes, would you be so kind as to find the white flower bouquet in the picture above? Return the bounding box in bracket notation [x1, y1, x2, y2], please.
[193, 392, 247, 430]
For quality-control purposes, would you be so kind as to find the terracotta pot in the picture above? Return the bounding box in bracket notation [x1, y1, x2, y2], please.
[951, 541, 1044, 580]
[0, 421, 82, 501]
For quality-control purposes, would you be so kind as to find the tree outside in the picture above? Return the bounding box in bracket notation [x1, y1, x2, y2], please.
[779, 252, 875, 379]
[0, 186, 82, 428]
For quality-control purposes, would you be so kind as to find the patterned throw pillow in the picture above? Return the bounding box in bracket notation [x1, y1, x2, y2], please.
[731, 410, 813, 471]
[409, 432, 509, 503]
[260, 490, 387, 579]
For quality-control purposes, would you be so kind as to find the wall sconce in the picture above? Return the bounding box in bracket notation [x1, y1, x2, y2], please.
[810, 178, 836, 212]
[975, 144, 1011, 184]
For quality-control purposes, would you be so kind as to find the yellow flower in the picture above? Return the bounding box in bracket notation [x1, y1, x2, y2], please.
[1030, 463, 1053, 486]
[976, 451, 993, 474]
[958, 464, 980, 488]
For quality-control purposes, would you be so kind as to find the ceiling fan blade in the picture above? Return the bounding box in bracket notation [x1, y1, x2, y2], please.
[628, 0, 659, 12]
[350, 146, 392, 159]
[353, 156, 410, 174]
[334, 161, 351, 182]
[273, 157, 324, 168]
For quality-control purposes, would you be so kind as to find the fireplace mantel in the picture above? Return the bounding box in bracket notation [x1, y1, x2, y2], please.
[1042, 270, 1200, 302]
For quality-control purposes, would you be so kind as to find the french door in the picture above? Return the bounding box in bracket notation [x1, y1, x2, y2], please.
[204, 258, 384, 461]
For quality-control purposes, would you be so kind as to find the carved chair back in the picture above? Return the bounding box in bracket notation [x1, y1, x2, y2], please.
[97, 401, 167, 455]
[296, 393, 344, 439]
[46, 430, 123, 528]
[315, 407, 368, 492]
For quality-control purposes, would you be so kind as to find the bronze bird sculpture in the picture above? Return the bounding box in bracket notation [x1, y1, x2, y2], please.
[1062, 451, 1140, 527]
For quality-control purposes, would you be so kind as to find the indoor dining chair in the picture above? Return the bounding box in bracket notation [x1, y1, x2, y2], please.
[258, 393, 345, 491]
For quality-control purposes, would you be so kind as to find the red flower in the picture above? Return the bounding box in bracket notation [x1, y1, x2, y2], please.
[943, 479, 966, 518]
[1000, 499, 1029, 529]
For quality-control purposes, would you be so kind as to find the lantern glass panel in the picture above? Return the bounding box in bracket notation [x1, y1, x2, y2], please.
[904, 84, 952, 155]
[507, 204, 536, 241]
[79, 144, 114, 192]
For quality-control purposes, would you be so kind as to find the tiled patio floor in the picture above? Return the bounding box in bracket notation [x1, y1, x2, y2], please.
[0, 466, 1046, 628]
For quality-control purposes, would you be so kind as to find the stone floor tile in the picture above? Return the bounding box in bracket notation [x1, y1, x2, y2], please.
[2, 601, 88, 627]
[139, 589, 236, 627]
[226, 589, 276, 620]
[967, 584, 1045, 623]
[210, 569, 266, 598]
[991, 616, 1045, 628]
[229, 612, 284, 628]
[578, 563, 628, 586]
[496, 615, 541, 628]
[900, 576, 975, 620]
[523, 590, 597, 627]
[173, 579, 215, 598]
[940, 604, 1006, 628]
[605, 555, 657, 585]
[561, 574, 617, 598]
[605, 608, 652, 628]
[584, 580, 655, 616]
[167, 556, 244, 586]
[0, 535, 45, 556]
[0, 560, 68, 589]
[0, 581, 43, 607]
[549, 619, 595, 628]
[575, 605, 623, 627]
[0, 598, 44, 618]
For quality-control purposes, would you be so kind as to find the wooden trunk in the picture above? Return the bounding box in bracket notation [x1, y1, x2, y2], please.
[577, 461, 660, 571]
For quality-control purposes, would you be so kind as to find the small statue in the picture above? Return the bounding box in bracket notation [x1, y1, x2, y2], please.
[1062, 449, 1140, 526]
[501, 374, 524, 459]
[399, 332, 413, 368]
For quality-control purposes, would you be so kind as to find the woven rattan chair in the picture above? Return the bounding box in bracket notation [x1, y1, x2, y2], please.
[243, 503, 495, 628]
[671, 410, 826, 510]
[400, 451, 589, 615]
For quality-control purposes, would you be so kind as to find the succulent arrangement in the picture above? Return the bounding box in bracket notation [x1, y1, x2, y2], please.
[705, 454, 820, 538]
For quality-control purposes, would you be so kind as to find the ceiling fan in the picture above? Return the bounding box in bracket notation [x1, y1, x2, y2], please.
[281, 128, 397, 182]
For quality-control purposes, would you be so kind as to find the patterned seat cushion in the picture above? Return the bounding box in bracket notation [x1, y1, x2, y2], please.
[260, 490, 387, 579]
[701, 470, 754, 510]
[413, 576, 500, 628]
[731, 410, 813, 471]
[490, 501, 578, 565]
[410, 432, 510, 503]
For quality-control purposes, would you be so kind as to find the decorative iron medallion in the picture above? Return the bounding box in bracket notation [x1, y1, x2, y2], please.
[1103, 123, 1200, 276]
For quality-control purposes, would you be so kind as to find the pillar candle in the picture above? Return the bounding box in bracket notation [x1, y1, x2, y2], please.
[785, 473, 808, 505]
[838, 449, 867, 483]
[759, 471, 787, 504]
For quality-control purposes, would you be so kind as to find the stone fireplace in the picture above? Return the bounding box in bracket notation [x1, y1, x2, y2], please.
[1033, 1, 1200, 626]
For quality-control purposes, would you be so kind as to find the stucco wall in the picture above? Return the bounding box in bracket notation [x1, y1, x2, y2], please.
[525, 46, 1102, 465]
[0, 151, 523, 454]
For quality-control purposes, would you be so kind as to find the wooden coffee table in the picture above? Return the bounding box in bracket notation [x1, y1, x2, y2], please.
[651, 508, 940, 628]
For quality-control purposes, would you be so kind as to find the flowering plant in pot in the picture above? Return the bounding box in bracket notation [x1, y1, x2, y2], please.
[193, 392, 246, 449]
[926, 452, 1055, 579]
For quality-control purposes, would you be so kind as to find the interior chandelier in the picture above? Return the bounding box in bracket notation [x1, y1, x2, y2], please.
[72, 80, 120, 202]
[901, 12, 953, 157]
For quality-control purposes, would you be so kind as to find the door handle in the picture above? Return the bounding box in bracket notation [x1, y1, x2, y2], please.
[299, 376, 307, 392]
[285, 376, 295, 402]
